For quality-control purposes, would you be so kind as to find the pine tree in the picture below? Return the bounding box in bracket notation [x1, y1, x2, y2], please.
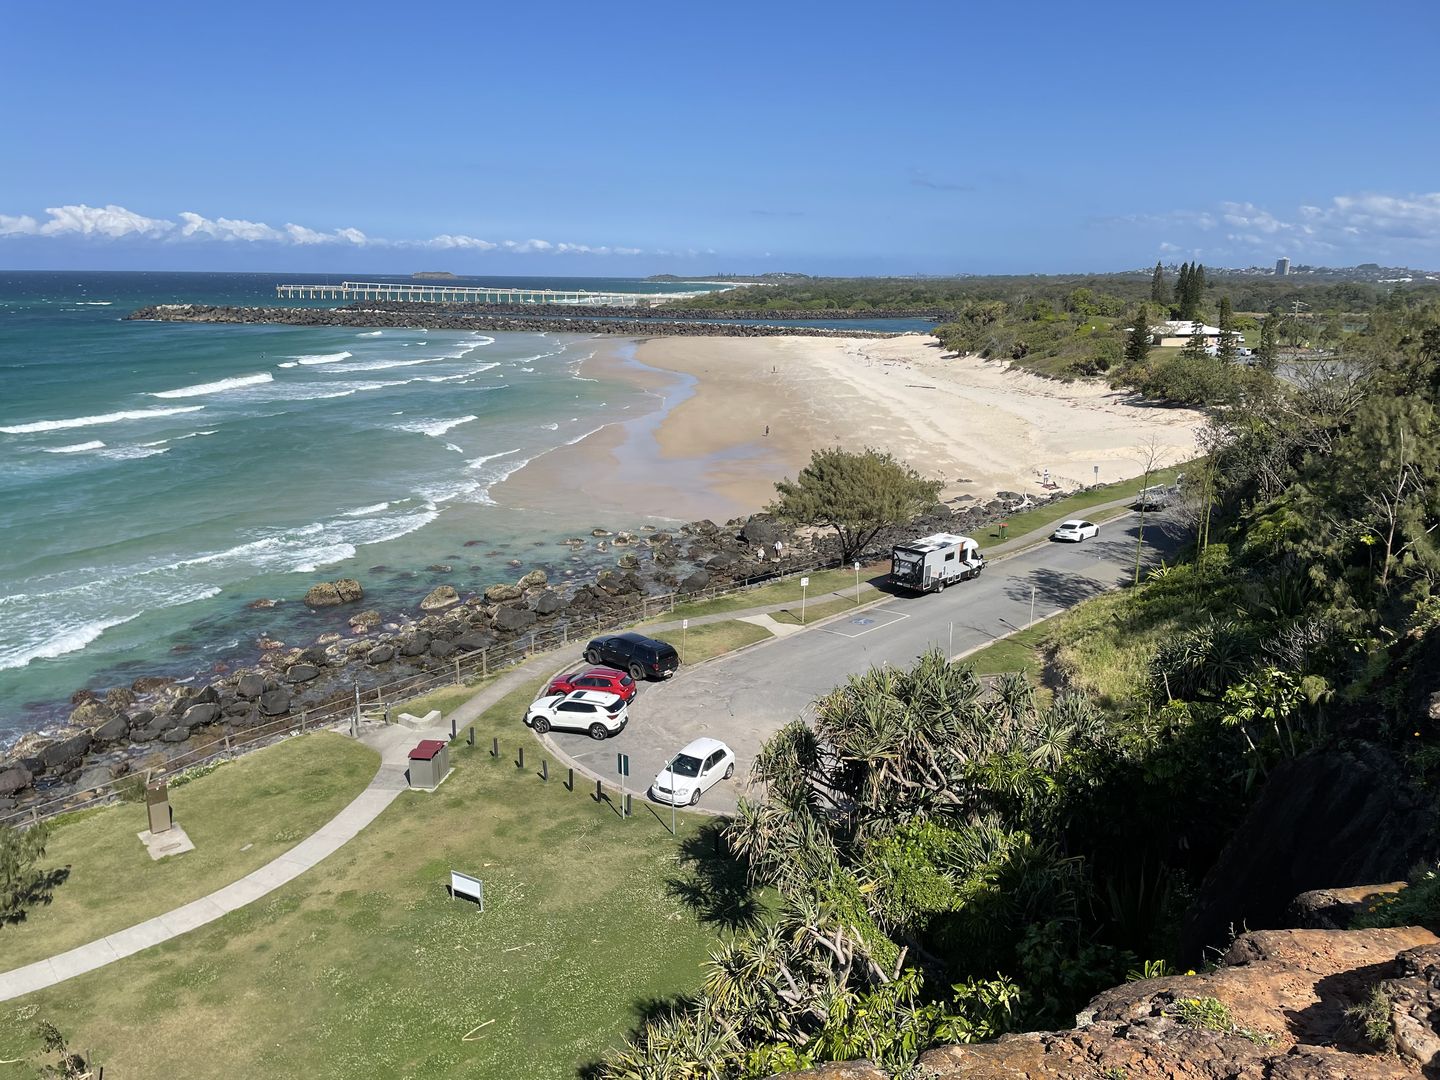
[1125, 303, 1152, 366]
[1182, 318, 1210, 360]
[1150, 261, 1169, 304]
[1175, 262, 1192, 318]
[1217, 295, 1237, 361]
[1256, 307, 1280, 372]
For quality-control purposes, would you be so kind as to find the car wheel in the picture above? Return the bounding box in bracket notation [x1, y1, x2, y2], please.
[530, 716, 550, 734]
[689, 788, 701, 805]
[723, 763, 734, 780]
[629, 663, 645, 681]
[585, 648, 600, 664]
[588, 723, 608, 741]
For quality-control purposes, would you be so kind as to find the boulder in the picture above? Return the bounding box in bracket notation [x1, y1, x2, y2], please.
[426, 563, 453, 573]
[190, 684, 220, 706]
[334, 578, 364, 603]
[366, 644, 396, 665]
[532, 590, 567, 616]
[420, 585, 460, 611]
[39, 732, 92, 770]
[285, 664, 320, 684]
[259, 688, 292, 716]
[304, 578, 364, 607]
[518, 569, 548, 589]
[429, 638, 457, 660]
[492, 605, 537, 633]
[483, 583, 523, 603]
[0, 765, 33, 797]
[160, 727, 193, 744]
[104, 686, 137, 710]
[617, 553, 640, 570]
[298, 645, 329, 667]
[680, 570, 711, 593]
[92, 715, 131, 744]
[399, 632, 431, 658]
[705, 551, 739, 572]
[455, 631, 496, 652]
[68, 698, 114, 728]
[182, 702, 222, 726]
[74, 764, 114, 791]
[235, 673, 266, 700]
[349, 608, 382, 631]
[739, 514, 784, 548]
[131, 675, 175, 694]
[126, 709, 155, 730]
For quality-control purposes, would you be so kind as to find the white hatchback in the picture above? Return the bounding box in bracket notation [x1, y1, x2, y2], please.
[524, 689, 629, 740]
[1051, 519, 1099, 542]
[650, 737, 736, 806]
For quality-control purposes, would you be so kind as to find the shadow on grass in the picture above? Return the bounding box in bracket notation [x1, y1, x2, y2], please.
[575, 991, 703, 1078]
[665, 819, 762, 933]
[0, 865, 71, 926]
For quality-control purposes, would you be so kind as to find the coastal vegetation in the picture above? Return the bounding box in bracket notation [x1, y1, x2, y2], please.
[592, 298, 1440, 1074]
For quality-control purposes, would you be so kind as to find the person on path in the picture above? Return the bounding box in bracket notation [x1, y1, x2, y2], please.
[773, 539, 784, 561]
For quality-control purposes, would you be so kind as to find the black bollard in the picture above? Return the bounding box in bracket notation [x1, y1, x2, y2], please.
[567, 767, 573, 791]
[467, 726, 475, 747]
[450, 716, 457, 740]
[517, 746, 524, 770]
[491, 736, 498, 758]
[594, 778, 602, 802]
[542, 759, 548, 782]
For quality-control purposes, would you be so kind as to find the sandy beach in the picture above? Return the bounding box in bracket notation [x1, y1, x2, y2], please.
[495, 334, 1206, 522]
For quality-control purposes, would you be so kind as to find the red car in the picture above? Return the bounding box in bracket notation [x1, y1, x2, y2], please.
[546, 666, 637, 702]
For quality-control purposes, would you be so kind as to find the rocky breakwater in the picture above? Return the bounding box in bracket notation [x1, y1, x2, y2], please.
[0, 485, 1080, 818]
[125, 305, 904, 339]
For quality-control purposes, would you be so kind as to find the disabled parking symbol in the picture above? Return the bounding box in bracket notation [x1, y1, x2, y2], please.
[852, 617, 876, 626]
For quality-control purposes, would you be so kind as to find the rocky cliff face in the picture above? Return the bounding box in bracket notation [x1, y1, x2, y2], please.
[783, 921, 1440, 1078]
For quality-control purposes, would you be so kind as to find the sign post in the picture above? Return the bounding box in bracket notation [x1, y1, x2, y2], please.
[1030, 585, 1036, 627]
[681, 618, 689, 664]
[669, 754, 678, 837]
[800, 576, 809, 625]
[1093, 464, 1100, 486]
[616, 753, 630, 818]
[853, 562, 860, 604]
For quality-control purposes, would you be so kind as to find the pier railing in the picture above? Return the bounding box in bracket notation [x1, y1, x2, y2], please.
[275, 281, 700, 307]
[2, 558, 840, 828]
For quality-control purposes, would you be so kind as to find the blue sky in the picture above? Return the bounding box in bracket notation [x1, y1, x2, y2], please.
[3, 0, 1438, 275]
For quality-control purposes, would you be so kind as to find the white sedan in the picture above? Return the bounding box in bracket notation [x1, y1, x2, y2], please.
[1051, 519, 1099, 542]
[649, 737, 736, 806]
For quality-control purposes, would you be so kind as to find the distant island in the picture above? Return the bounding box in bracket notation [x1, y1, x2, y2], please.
[412, 271, 459, 280]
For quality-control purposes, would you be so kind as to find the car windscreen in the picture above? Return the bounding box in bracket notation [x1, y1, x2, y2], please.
[620, 675, 634, 686]
[670, 754, 702, 777]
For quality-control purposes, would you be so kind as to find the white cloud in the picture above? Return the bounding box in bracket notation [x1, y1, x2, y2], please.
[0, 201, 653, 256]
[1158, 241, 1180, 253]
[33, 203, 173, 239]
[178, 212, 285, 242]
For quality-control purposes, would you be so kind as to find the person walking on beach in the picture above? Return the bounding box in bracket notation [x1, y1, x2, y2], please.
[764, 424, 769, 437]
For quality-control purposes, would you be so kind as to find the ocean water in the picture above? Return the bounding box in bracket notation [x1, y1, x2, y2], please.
[0, 271, 709, 745]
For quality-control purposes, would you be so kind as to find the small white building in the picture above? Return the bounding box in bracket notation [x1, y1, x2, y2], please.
[1154, 320, 1228, 348]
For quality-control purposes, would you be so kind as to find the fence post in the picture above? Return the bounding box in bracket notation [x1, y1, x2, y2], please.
[595, 778, 603, 802]
[567, 767, 573, 790]
[455, 658, 461, 684]
[482, 649, 488, 679]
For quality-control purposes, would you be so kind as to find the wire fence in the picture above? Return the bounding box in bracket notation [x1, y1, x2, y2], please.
[2, 556, 843, 829]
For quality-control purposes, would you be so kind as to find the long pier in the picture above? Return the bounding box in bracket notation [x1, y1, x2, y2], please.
[275, 281, 693, 307]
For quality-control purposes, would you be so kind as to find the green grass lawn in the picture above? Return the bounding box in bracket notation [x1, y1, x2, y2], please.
[983, 465, 1188, 541]
[2, 683, 741, 1080]
[639, 563, 883, 623]
[397, 676, 498, 721]
[654, 619, 773, 664]
[769, 594, 869, 626]
[0, 733, 378, 970]
[960, 622, 1051, 676]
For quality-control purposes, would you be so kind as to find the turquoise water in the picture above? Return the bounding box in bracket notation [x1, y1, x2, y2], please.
[0, 272, 700, 744]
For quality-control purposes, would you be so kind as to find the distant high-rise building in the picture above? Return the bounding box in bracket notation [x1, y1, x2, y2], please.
[1276, 257, 1291, 276]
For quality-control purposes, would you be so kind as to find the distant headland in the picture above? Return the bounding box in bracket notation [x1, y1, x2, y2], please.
[411, 271, 459, 280]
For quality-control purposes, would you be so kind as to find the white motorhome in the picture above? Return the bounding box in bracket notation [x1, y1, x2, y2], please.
[890, 533, 984, 594]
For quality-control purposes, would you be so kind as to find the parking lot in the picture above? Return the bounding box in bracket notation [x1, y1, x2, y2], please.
[533, 511, 1185, 814]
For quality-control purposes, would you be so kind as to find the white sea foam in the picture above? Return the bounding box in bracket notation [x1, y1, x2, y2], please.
[0, 405, 205, 435]
[97, 445, 170, 461]
[77, 301, 113, 306]
[149, 372, 273, 398]
[394, 415, 478, 437]
[277, 362, 297, 368]
[540, 422, 559, 430]
[343, 502, 391, 517]
[328, 357, 439, 373]
[466, 448, 523, 470]
[44, 440, 105, 454]
[287, 351, 352, 366]
[445, 443, 465, 454]
[358, 330, 384, 337]
[175, 429, 218, 440]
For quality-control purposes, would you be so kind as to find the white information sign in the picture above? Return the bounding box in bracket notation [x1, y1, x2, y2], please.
[450, 870, 484, 910]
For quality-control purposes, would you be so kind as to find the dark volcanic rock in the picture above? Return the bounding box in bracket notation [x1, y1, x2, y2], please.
[492, 605, 537, 633]
[0, 765, 33, 797]
[126, 709, 155, 730]
[483, 583, 523, 603]
[92, 715, 131, 744]
[259, 688, 292, 716]
[366, 644, 396, 665]
[131, 675, 176, 693]
[739, 515, 784, 548]
[399, 632, 431, 658]
[680, 570, 711, 593]
[104, 686, 137, 711]
[532, 590, 567, 616]
[182, 702, 222, 726]
[285, 664, 321, 684]
[160, 727, 193, 744]
[39, 732, 92, 770]
[68, 698, 114, 728]
[304, 578, 364, 607]
[428, 638, 457, 660]
[235, 673, 266, 700]
[455, 631, 495, 652]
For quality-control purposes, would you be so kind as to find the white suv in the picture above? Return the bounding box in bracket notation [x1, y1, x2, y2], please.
[524, 690, 629, 741]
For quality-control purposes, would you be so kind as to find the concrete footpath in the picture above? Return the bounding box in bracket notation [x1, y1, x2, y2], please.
[0, 490, 1146, 1001]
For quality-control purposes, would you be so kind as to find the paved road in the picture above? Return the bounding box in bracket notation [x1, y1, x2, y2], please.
[546, 511, 1186, 814]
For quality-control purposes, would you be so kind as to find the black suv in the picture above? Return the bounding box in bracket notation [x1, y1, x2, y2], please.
[583, 632, 680, 681]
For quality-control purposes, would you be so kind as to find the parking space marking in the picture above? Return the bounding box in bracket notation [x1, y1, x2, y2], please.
[821, 609, 910, 638]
